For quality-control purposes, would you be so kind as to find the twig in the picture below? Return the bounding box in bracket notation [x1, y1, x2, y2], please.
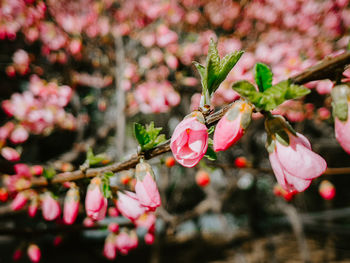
[13, 51, 350, 190]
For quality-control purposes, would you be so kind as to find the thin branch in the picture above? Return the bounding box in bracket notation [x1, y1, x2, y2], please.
[14, 50, 350, 191]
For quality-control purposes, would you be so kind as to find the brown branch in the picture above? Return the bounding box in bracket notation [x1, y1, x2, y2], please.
[290, 51, 350, 84]
[15, 50, 350, 191]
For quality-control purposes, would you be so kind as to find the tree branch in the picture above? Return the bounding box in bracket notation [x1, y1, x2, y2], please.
[15, 51, 350, 191]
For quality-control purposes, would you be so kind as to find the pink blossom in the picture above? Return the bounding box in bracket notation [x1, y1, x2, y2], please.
[104, 234, 117, 260]
[11, 192, 28, 211]
[63, 187, 80, 225]
[108, 207, 119, 217]
[0, 122, 15, 140]
[1, 147, 20, 162]
[116, 191, 145, 221]
[135, 162, 161, 211]
[135, 213, 156, 232]
[69, 38, 82, 55]
[41, 192, 61, 221]
[156, 25, 178, 47]
[85, 177, 107, 221]
[213, 101, 252, 152]
[14, 163, 31, 178]
[115, 231, 138, 255]
[10, 125, 29, 144]
[316, 80, 334, 95]
[268, 129, 327, 192]
[170, 111, 208, 168]
[108, 222, 119, 233]
[27, 244, 41, 263]
[31, 165, 43, 176]
[83, 217, 95, 227]
[144, 233, 155, 245]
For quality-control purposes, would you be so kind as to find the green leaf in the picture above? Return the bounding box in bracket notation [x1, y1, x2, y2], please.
[194, 39, 244, 98]
[102, 175, 112, 199]
[285, 82, 311, 100]
[193, 62, 206, 91]
[204, 145, 217, 161]
[134, 122, 166, 151]
[134, 123, 150, 147]
[86, 148, 107, 166]
[333, 102, 348, 121]
[43, 168, 56, 180]
[254, 63, 273, 92]
[233, 79, 310, 112]
[213, 51, 244, 93]
[207, 126, 215, 135]
[232, 80, 263, 107]
[104, 171, 114, 178]
[275, 131, 290, 146]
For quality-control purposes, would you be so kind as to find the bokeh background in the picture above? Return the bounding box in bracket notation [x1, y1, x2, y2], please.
[1, 0, 350, 262]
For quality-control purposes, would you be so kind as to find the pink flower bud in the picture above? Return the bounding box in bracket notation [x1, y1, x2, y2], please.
[31, 165, 43, 176]
[83, 217, 95, 227]
[319, 180, 336, 200]
[11, 192, 28, 211]
[85, 177, 107, 221]
[53, 235, 63, 246]
[267, 117, 327, 193]
[14, 163, 31, 178]
[115, 231, 138, 255]
[28, 198, 38, 218]
[108, 222, 119, 233]
[63, 187, 80, 225]
[104, 234, 117, 260]
[1, 147, 20, 162]
[116, 191, 146, 221]
[144, 233, 155, 245]
[108, 207, 119, 217]
[135, 162, 161, 211]
[213, 101, 252, 152]
[41, 192, 61, 221]
[10, 126, 29, 144]
[170, 111, 208, 168]
[27, 244, 41, 263]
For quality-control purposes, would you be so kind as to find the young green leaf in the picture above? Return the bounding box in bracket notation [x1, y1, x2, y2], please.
[193, 62, 206, 91]
[207, 125, 215, 135]
[193, 39, 244, 99]
[134, 123, 150, 147]
[86, 148, 107, 166]
[43, 168, 56, 180]
[133, 122, 166, 151]
[101, 175, 112, 199]
[254, 63, 273, 92]
[232, 80, 263, 107]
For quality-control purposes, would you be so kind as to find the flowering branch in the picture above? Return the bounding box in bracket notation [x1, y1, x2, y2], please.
[13, 50, 350, 191]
